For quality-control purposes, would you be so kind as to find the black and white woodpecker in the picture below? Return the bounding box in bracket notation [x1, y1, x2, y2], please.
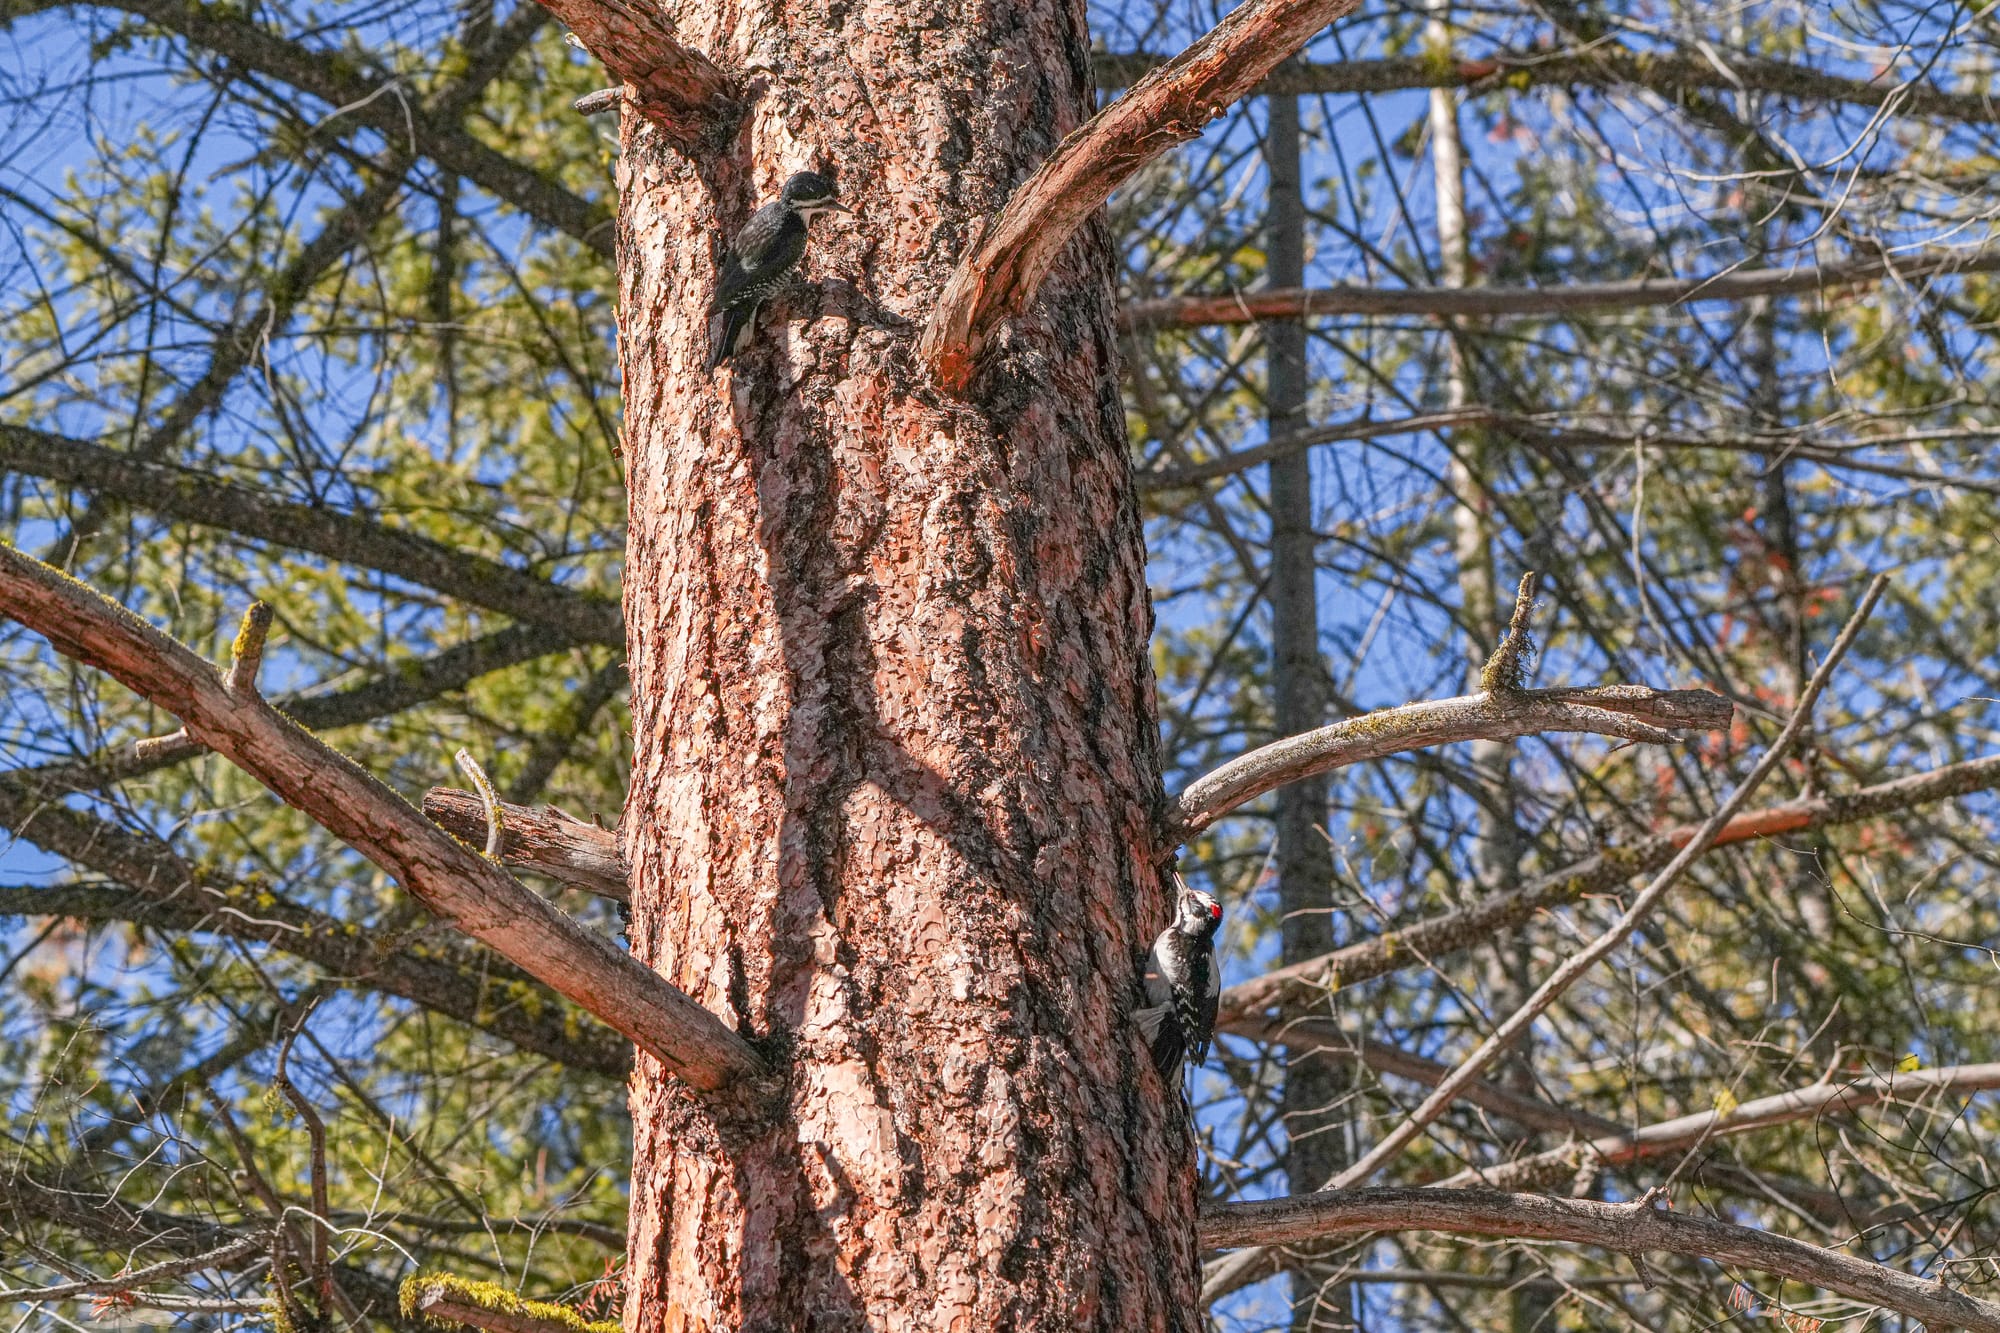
[707, 170, 849, 372]
[1134, 879, 1223, 1079]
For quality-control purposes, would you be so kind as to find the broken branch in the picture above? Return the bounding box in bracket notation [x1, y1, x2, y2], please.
[423, 787, 628, 901]
[1203, 577, 1885, 1300]
[529, 0, 739, 150]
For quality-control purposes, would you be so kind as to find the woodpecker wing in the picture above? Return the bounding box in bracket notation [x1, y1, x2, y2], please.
[1133, 1004, 1185, 1078]
[712, 204, 808, 315]
[1186, 947, 1220, 1068]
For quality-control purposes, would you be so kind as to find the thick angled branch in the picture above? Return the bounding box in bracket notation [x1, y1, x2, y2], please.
[1122, 245, 2000, 331]
[1444, 1062, 2000, 1194]
[1171, 682, 1730, 841]
[1096, 44, 2000, 127]
[1217, 749, 2000, 1026]
[916, 0, 1362, 390]
[0, 425, 624, 647]
[0, 547, 761, 1091]
[424, 787, 627, 900]
[523, 0, 739, 150]
[1198, 1188, 2000, 1332]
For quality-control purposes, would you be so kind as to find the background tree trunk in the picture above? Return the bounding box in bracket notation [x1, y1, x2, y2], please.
[609, 5, 1196, 1328]
[1263, 87, 1351, 1333]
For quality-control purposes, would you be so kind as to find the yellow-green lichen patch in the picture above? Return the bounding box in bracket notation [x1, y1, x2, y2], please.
[399, 1272, 621, 1333]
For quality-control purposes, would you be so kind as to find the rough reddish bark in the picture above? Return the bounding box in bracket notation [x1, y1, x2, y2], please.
[609, 1, 1192, 1329]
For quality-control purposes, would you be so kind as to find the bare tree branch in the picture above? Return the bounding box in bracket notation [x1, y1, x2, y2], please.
[0, 856, 630, 1079]
[0, 549, 763, 1092]
[1218, 748, 2000, 1027]
[1171, 682, 1729, 841]
[1138, 407, 2000, 492]
[1136, 407, 1492, 490]
[0, 425, 624, 647]
[1243, 1016, 1914, 1232]
[1443, 1062, 2000, 1193]
[1121, 246, 2000, 331]
[916, 0, 1363, 390]
[424, 787, 628, 901]
[1198, 1188, 2000, 1332]
[1095, 44, 2000, 127]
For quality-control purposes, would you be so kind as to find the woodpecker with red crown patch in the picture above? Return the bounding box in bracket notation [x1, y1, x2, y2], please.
[1134, 878, 1223, 1079]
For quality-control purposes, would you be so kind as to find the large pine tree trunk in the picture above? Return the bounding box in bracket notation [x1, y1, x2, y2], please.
[608, 4, 1196, 1328]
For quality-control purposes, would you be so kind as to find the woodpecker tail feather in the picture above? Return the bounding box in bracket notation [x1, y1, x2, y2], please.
[708, 307, 750, 372]
[1134, 1004, 1184, 1078]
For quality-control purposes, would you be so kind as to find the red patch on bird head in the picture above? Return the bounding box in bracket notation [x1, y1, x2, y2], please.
[1209, 902, 1223, 923]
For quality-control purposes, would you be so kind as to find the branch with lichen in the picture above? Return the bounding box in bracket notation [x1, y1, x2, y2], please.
[401, 1274, 621, 1333]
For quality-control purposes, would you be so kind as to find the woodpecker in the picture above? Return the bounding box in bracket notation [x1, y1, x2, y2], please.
[1134, 879, 1223, 1079]
[707, 170, 849, 372]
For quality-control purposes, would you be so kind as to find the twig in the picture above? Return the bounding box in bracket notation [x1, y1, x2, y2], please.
[572, 87, 624, 115]
[0, 1238, 264, 1301]
[916, 0, 1364, 390]
[422, 788, 628, 901]
[1203, 575, 1885, 1300]
[0, 545, 765, 1092]
[272, 1011, 333, 1317]
[1479, 572, 1538, 692]
[1198, 1188, 2000, 1332]
[453, 752, 506, 860]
